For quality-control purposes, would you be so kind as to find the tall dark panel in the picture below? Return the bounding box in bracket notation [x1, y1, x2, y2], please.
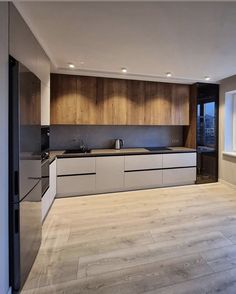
[196, 83, 219, 183]
[9, 57, 42, 292]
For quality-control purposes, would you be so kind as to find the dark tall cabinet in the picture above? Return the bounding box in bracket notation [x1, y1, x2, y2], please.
[184, 83, 219, 184]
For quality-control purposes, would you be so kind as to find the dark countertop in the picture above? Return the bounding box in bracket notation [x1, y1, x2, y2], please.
[49, 147, 196, 163]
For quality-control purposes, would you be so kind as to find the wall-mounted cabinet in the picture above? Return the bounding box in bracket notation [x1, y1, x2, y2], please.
[50, 74, 190, 126]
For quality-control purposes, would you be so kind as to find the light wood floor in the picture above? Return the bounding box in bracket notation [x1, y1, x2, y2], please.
[22, 182, 236, 294]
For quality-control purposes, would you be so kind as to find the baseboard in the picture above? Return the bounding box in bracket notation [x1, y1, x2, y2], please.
[219, 178, 236, 188]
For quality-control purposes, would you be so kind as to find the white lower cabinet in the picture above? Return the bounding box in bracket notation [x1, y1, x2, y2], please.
[163, 167, 196, 186]
[57, 157, 96, 175]
[96, 156, 124, 192]
[42, 159, 57, 221]
[125, 170, 162, 190]
[50, 160, 57, 199]
[57, 174, 96, 197]
[54, 152, 197, 197]
[163, 153, 196, 168]
[125, 154, 162, 171]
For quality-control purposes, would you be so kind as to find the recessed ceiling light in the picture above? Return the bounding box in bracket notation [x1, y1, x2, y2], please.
[68, 63, 75, 69]
[121, 67, 127, 73]
[166, 72, 172, 78]
[204, 76, 211, 81]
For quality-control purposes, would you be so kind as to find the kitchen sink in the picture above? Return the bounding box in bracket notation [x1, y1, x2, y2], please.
[64, 149, 91, 154]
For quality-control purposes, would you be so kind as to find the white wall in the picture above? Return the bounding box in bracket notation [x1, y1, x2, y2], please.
[219, 75, 236, 185]
[0, 3, 9, 294]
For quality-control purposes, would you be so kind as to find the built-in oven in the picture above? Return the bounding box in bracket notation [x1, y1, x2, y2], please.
[41, 126, 50, 196]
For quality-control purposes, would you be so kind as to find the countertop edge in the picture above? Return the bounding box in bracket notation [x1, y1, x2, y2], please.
[49, 148, 197, 162]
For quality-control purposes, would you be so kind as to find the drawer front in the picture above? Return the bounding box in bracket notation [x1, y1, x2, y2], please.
[125, 154, 163, 171]
[163, 153, 196, 168]
[57, 174, 96, 197]
[125, 170, 162, 190]
[57, 157, 96, 175]
[96, 156, 124, 192]
[163, 167, 196, 186]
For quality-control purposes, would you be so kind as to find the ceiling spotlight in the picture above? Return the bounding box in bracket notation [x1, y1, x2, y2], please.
[204, 76, 211, 81]
[166, 72, 172, 78]
[68, 63, 75, 69]
[121, 67, 127, 73]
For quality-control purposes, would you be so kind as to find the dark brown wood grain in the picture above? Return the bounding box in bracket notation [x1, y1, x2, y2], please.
[50, 74, 77, 124]
[76, 76, 97, 124]
[50, 74, 190, 126]
[183, 84, 197, 148]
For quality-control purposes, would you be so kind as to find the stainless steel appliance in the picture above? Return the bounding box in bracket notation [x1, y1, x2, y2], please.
[9, 57, 42, 291]
[115, 139, 124, 150]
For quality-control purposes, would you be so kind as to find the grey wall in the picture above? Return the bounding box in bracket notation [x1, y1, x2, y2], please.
[219, 75, 236, 185]
[0, 3, 9, 294]
[9, 3, 51, 125]
[50, 125, 183, 150]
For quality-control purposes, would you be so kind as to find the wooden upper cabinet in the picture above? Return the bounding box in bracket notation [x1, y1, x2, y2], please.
[77, 76, 97, 124]
[171, 84, 190, 125]
[50, 74, 190, 125]
[97, 78, 128, 125]
[50, 74, 77, 124]
[145, 82, 172, 125]
[127, 80, 145, 125]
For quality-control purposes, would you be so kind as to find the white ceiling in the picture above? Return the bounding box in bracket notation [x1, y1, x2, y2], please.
[15, 1, 236, 84]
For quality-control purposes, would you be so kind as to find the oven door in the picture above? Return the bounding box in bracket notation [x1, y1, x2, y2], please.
[41, 159, 49, 196]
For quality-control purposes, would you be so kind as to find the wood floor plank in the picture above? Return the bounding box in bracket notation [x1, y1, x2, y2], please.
[21, 182, 236, 294]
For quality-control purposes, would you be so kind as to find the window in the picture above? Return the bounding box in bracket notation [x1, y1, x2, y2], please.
[197, 101, 216, 148]
[224, 91, 236, 154]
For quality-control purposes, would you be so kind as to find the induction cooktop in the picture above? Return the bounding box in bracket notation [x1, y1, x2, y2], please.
[145, 147, 171, 151]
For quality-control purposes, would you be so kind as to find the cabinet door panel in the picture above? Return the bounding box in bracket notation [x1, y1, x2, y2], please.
[125, 155, 163, 171]
[125, 170, 162, 190]
[171, 84, 189, 125]
[127, 80, 145, 125]
[145, 82, 172, 125]
[163, 167, 196, 186]
[96, 156, 124, 192]
[163, 153, 196, 168]
[50, 160, 57, 198]
[77, 76, 97, 124]
[57, 158, 96, 175]
[57, 175, 96, 197]
[97, 78, 128, 125]
[50, 74, 77, 124]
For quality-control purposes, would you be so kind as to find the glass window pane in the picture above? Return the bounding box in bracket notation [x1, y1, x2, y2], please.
[204, 102, 215, 148]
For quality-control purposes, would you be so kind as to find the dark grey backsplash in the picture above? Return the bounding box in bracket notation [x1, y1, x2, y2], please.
[50, 125, 183, 150]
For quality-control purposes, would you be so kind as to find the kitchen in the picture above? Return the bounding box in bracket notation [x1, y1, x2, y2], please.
[1, 2, 236, 294]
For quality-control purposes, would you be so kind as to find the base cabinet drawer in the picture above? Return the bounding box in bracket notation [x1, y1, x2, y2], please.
[125, 154, 163, 171]
[163, 167, 196, 186]
[57, 158, 96, 175]
[125, 170, 162, 190]
[163, 153, 196, 168]
[57, 174, 96, 197]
